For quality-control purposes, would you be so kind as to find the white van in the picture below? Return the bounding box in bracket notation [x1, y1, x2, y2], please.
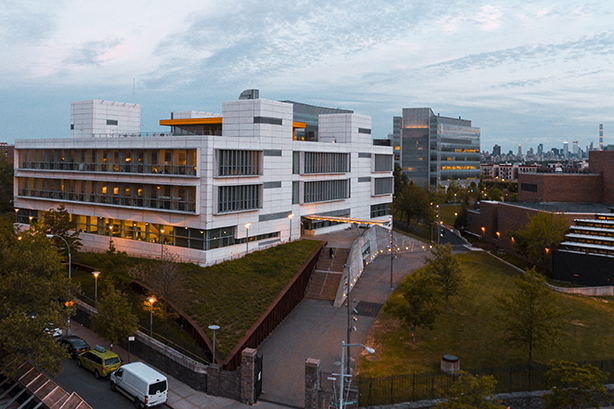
[110, 362, 168, 408]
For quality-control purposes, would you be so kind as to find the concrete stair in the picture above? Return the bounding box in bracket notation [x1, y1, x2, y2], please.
[305, 247, 350, 301]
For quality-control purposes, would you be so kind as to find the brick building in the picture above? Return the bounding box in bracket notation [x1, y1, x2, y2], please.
[467, 150, 614, 282]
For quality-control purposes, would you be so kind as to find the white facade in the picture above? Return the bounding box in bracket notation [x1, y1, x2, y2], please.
[70, 100, 141, 138]
[15, 98, 393, 266]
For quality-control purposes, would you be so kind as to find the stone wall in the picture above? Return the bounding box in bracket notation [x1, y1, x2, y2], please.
[73, 301, 258, 403]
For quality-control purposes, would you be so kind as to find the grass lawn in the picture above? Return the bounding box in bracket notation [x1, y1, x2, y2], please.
[72, 239, 322, 358]
[438, 203, 461, 227]
[357, 251, 614, 378]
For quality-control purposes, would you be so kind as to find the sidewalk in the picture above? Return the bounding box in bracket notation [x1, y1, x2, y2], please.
[67, 323, 286, 409]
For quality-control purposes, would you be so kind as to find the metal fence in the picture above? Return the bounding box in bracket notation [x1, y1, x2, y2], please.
[356, 360, 614, 406]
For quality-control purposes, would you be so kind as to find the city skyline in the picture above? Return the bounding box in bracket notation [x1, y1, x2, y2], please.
[1, 0, 613, 152]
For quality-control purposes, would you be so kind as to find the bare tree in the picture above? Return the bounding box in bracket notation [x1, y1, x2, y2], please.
[128, 250, 188, 331]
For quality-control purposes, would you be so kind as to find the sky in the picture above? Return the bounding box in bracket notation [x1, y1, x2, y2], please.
[1, 0, 613, 155]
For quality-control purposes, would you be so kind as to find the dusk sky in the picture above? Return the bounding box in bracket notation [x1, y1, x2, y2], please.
[1, 0, 613, 154]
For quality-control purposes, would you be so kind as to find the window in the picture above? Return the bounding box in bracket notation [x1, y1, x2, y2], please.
[371, 203, 391, 218]
[374, 154, 393, 172]
[304, 152, 349, 174]
[217, 184, 261, 213]
[374, 177, 393, 195]
[303, 179, 349, 203]
[217, 150, 261, 177]
[106, 119, 118, 126]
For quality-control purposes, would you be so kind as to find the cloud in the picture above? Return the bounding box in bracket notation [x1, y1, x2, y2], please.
[0, 1, 57, 44]
[61, 38, 124, 68]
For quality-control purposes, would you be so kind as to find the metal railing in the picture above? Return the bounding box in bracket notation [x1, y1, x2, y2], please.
[19, 189, 196, 212]
[20, 161, 197, 176]
[357, 360, 614, 406]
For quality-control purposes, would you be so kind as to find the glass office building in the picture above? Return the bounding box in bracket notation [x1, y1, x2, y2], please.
[398, 108, 480, 188]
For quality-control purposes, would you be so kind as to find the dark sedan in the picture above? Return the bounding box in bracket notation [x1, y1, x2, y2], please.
[58, 335, 90, 359]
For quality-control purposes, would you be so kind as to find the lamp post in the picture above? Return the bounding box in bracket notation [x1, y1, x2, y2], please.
[148, 296, 157, 337]
[337, 342, 375, 409]
[208, 324, 220, 364]
[46, 234, 72, 335]
[244, 223, 251, 255]
[92, 271, 100, 309]
[160, 228, 165, 259]
[389, 216, 394, 290]
[288, 213, 294, 242]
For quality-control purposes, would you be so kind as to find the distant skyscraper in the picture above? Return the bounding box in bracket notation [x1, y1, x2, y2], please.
[493, 144, 501, 157]
[573, 140, 579, 156]
[517, 144, 522, 157]
[600, 124, 604, 150]
[563, 141, 569, 158]
[391, 116, 401, 164]
[537, 143, 543, 156]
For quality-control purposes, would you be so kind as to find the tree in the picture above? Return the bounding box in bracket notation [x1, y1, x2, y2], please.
[41, 204, 82, 256]
[487, 187, 503, 201]
[384, 270, 439, 343]
[495, 268, 565, 366]
[0, 154, 13, 214]
[453, 203, 469, 230]
[425, 244, 463, 311]
[436, 371, 506, 409]
[544, 360, 608, 409]
[0, 215, 73, 377]
[507, 211, 568, 267]
[91, 283, 138, 346]
[128, 250, 188, 331]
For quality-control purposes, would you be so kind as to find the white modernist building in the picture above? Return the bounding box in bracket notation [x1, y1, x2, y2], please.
[14, 94, 393, 266]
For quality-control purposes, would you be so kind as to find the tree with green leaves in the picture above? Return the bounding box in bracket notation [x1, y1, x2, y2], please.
[0, 215, 74, 377]
[0, 154, 13, 214]
[436, 371, 506, 409]
[384, 270, 439, 343]
[453, 203, 468, 230]
[495, 268, 565, 366]
[507, 211, 568, 268]
[487, 187, 503, 201]
[544, 360, 608, 409]
[41, 204, 82, 256]
[91, 283, 138, 346]
[425, 244, 463, 311]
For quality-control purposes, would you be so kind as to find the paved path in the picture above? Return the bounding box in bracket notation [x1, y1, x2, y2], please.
[258, 230, 429, 407]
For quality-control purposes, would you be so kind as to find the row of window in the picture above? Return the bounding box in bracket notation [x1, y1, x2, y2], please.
[19, 149, 198, 176]
[303, 179, 350, 204]
[16, 210, 279, 251]
[17, 178, 197, 213]
[217, 149, 261, 177]
[374, 177, 393, 196]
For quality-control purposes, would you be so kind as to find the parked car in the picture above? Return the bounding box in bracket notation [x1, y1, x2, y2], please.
[77, 345, 121, 379]
[110, 362, 168, 408]
[57, 335, 90, 359]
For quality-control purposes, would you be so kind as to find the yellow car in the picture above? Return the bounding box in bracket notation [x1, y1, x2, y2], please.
[77, 345, 122, 379]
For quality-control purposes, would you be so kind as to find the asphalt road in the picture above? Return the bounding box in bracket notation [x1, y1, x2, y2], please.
[53, 357, 171, 409]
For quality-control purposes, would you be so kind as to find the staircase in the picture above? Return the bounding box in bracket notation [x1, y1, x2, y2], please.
[305, 247, 350, 301]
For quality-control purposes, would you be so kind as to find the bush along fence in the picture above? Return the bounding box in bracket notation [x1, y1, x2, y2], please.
[356, 360, 614, 407]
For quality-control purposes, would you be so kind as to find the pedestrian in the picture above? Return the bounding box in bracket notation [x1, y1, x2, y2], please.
[329, 247, 333, 258]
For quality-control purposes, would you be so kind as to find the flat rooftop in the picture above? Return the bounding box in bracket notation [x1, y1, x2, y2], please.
[506, 202, 614, 214]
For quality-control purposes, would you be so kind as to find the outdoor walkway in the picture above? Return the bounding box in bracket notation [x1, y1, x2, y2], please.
[258, 229, 429, 407]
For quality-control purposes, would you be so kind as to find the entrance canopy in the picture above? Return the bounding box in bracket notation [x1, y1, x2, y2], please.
[302, 215, 391, 228]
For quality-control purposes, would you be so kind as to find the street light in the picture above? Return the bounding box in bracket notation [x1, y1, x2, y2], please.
[336, 341, 375, 409]
[92, 271, 100, 309]
[208, 324, 220, 364]
[389, 216, 394, 290]
[244, 223, 251, 255]
[46, 234, 72, 335]
[160, 228, 165, 259]
[148, 296, 157, 337]
[287, 213, 294, 242]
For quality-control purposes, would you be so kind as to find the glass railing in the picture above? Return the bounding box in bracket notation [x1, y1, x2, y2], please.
[19, 189, 196, 212]
[19, 161, 197, 176]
